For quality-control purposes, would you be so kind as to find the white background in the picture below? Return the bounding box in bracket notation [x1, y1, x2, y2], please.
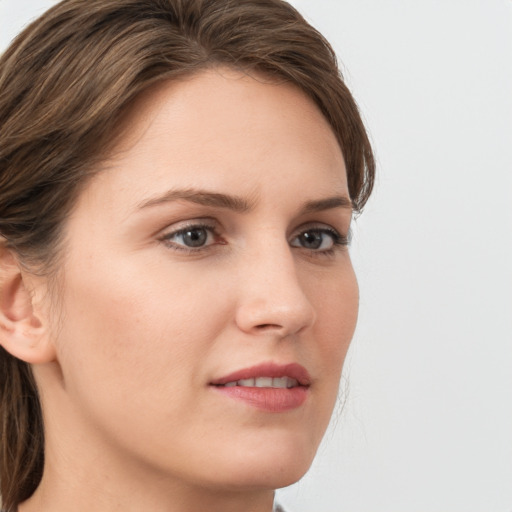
[1, 1, 511, 511]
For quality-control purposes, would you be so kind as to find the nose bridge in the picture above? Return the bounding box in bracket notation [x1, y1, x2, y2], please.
[235, 234, 316, 337]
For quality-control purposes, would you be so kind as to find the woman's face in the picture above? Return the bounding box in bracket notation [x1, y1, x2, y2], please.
[43, 68, 358, 491]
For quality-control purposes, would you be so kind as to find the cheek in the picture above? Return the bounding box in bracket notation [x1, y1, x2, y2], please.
[305, 263, 358, 397]
[54, 255, 230, 415]
[310, 260, 359, 344]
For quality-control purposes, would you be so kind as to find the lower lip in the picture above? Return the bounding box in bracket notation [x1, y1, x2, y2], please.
[212, 385, 308, 412]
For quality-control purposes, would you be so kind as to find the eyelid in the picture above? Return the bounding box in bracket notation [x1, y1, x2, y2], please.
[289, 223, 351, 257]
[158, 217, 218, 237]
[291, 222, 350, 242]
[158, 219, 222, 252]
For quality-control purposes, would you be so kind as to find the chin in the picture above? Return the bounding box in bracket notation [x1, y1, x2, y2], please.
[208, 434, 319, 491]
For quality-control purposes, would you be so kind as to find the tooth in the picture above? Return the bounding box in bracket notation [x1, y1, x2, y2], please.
[272, 377, 288, 388]
[229, 377, 299, 388]
[286, 378, 298, 388]
[254, 377, 273, 388]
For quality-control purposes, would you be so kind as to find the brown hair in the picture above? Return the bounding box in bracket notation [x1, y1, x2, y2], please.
[0, 0, 375, 509]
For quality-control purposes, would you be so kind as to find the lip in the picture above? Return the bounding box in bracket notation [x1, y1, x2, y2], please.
[210, 362, 311, 413]
[210, 362, 311, 387]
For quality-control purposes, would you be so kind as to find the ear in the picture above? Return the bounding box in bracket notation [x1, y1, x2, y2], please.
[0, 245, 56, 364]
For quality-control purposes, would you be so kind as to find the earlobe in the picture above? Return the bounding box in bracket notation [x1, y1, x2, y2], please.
[0, 246, 56, 364]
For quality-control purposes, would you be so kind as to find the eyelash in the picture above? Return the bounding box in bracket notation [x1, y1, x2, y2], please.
[159, 222, 350, 257]
[291, 226, 350, 257]
[159, 221, 221, 254]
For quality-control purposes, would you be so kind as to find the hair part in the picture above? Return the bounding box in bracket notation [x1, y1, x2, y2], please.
[0, 0, 375, 508]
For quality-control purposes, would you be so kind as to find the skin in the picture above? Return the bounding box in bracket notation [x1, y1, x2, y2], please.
[14, 68, 358, 512]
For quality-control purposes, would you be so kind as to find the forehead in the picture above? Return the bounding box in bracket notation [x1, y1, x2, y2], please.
[76, 67, 348, 216]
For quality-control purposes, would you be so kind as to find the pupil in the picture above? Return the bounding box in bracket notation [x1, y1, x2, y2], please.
[184, 228, 207, 247]
[301, 231, 322, 249]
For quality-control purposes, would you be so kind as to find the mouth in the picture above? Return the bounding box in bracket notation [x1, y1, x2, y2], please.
[218, 376, 300, 389]
[210, 362, 310, 412]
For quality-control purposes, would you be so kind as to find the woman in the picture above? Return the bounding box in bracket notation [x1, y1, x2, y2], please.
[0, 1, 374, 511]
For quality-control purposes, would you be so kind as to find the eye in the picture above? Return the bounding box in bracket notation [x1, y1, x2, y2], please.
[160, 223, 220, 251]
[290, 227, 347, 252]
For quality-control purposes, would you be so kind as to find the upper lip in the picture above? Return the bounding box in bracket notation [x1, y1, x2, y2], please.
[210, 362, 311, 387]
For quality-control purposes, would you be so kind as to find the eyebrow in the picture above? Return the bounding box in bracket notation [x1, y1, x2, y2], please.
[300, 195, 353, 214]
[137, 188, 352, 214]
[138, 188, 254, 213]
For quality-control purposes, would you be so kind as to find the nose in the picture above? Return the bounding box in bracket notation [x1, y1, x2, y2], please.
[234, 245, 316, 338]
